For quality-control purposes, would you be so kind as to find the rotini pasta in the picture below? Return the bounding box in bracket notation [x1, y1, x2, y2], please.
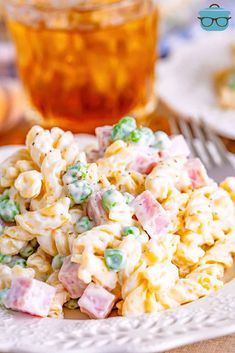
[1, 117, 235, 320]
[14, 171, 43, 199]
[16, 197, 71, 235]
[27, 247, 52, 280]
[0, 226, 34, 255]
[0, 149, 35, 188]
[0, 264, 35, 289]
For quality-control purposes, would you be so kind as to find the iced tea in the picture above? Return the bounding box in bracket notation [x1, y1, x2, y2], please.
[6, 0, 158, 133]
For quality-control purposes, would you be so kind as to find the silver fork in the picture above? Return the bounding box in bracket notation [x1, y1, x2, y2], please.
[169, 116, 235, 183]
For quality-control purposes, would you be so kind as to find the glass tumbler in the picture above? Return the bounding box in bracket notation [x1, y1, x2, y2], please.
[4, 0, 159, 133]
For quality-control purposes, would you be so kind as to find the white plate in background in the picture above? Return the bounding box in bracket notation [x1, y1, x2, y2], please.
[158, 31, 235, 139]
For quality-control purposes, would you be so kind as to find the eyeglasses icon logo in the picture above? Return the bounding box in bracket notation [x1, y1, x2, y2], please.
[198, 4, 231, 31]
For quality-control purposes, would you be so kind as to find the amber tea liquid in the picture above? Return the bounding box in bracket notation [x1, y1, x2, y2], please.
[7, 0, 158, 133]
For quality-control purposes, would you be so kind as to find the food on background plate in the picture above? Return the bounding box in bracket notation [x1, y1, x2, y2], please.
[0, 117, 235, 319]
[214, 67, 235, 109]
[214, 44, 235, 109]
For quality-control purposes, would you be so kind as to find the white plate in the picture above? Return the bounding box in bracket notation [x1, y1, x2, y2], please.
[158, 31, 235, 139]
[1, 142, 235, 353]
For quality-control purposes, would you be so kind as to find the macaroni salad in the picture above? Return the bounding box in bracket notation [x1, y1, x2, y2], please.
[0, 117, 235, 319]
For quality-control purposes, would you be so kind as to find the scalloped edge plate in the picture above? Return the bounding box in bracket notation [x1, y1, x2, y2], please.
[0, 140, 235, 353]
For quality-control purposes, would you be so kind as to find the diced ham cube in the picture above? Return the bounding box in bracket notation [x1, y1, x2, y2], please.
[78, 283, 116, 319]
[86, 126, 112, 162]
[4, 278, 56, 317]
[185, 158, 209, 189]
[87, 191, 108, 226]
[170, 135, 191, 157]
[58, 256, 87, 298]
[86, 148, 102, 163]
[128, 155, 158, 175]
[133, 190, 170, 238]
[161, 135, 190, 158]
[95, 126, 112, 154]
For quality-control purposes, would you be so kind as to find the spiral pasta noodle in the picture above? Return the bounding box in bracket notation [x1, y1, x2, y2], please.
[0, 118, 235, 320]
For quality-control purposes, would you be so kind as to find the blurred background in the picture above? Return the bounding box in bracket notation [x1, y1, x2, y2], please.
[0, 0, 235, 149]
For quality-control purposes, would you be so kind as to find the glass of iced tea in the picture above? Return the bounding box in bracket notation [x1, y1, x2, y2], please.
[4, 0, 159, 133]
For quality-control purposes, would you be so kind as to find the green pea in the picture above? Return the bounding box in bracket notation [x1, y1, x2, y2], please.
[75, 216, 93, 233]
[0, 199, 20, 222]
[127, 127, 155, 146]
[67, 180, 92, 205]
[122, 226, 140, 238]
[64, 299, 79, 310]
[9, 257, 26, 268]
[52, 255, 65, 271]
[0, 255, 12, 265]
[126, 129, 142, 143]
[104, 249, 126, 272]
[122, 192, 135, 205]
[111, 116, 136, 141]
[153, 131, 170, 149]
[20, 245, 35, 259]
[2, 256, 26, 268]
[228, 73, 235, 90]
[102, 189, 124, 211]
[0, 194, 9, 203]
[63, 162, 87, 185]
[0, 288, 9, 306]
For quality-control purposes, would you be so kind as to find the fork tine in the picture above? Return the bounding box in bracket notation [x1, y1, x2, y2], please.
[168, 115, 180, 135]
[200, 119, 233, 166]
[169, 116, 196, 157]
[178, 118, 205, 161]
[189, 119, 216, 167]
